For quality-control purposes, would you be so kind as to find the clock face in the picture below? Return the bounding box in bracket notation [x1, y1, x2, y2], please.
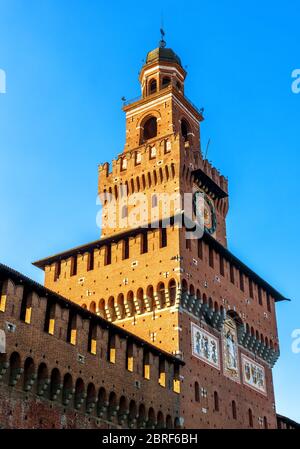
[193, 191, 217, 235]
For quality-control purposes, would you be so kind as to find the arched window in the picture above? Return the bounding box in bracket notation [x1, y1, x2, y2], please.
[263, 416, 268, 429]
[62, 373, 73, 406]
[23, 357, 35, 391]
[214, 391, 219, 411]
[195, 381, 200, 402]
[231, 400, 237, 420]
[162, 76, 171, 88]
[152, 194, 158, 208]
[168, 279, 176, 306]
[248, 408, 253, 428]
[181, 119, 190, 142]
[49, 368, 61, 401]
[143, 117, 157, 141]
[149, 79, 157, 94]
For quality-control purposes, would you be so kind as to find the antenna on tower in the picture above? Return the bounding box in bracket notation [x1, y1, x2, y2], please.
[204, 138, 211, 167]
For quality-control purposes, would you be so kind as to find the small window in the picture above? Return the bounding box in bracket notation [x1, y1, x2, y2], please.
[121, 157, 127, 170]
[152, 194, 158, 208]
[240, 271, 244, 291]
[165, 140, 171, 153]
[248, 408, 253, 428]
[214, 391, 219, 411]
[162, 76, 171, 88]
[141, 233, 148, 254]
[249, 279, 254, 298]
[70, 256, 77, 277]
[54, 261, 61, 281]
[158, 358, 166, 387]
[231, 400, 237, 420]
[87, 251, 94, 271]
[230, 265, 235, 284]
[135, 151, 142, 165]
[105, 244, 111, 265]
[143, 350, 150, 380]
[160, 227, 167, 248]
[143, 117, 157, 141]
[126, 341, 134, 372]
[149, 79, 157, 94]
[181, 119, 190, 142]
[121, 205, 128, 219]
[219, 256, 224, 276]
[123, 238, 129, 260]
[266, 294, 271, 312]
[195, 382, 200, 402]
[150, 146, 157, 159]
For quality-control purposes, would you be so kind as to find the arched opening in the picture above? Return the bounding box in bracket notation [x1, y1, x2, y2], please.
[263, 416, 268, 429]
[107, 296, 116, 321]
[162, 76, 171, 88]
[143, 117, 157, 141]
[157, 282, 166, 308]
[62, 373, 73, 406]
[23, 357, 35, 391]
[129, 400, 137, 427]
[168, 279, 176, 306]
[37, 363, 49, 396]
[149, 78, 157, 94]
[147, 407, 156, 428]
[97, 387, 107, 416]
[98, 299, 106, 319]
[108, 391, 118, 417]
[126, 291, 135, 317]
[86, 383, 96, 413]
[49, 368, 61, 401]
[117, 293, 125, 319]
[166, 414, 172, 429]
[89, 301, 96, 313]
[181, 119, 190, 142]
[137, 404, 146, 428]
[118, 396, 128, 424]
[156, 411, 164, 429]
[137, 288, 145, 314]
[74, 378, 85, 409]
[146, 285, 155, 311]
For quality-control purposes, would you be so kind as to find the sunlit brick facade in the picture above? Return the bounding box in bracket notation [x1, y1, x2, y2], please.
[0, 39, 289, 429]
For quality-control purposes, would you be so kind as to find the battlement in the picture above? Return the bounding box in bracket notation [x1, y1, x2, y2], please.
[0, 263, 183, 429]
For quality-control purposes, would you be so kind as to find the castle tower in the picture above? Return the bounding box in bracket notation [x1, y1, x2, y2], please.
[34, 37, 287, 429]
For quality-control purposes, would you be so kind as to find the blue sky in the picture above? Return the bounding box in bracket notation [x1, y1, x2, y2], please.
[0, 0, 299, 422]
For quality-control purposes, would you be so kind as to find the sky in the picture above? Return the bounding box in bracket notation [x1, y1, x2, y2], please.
[0, 0, 299, 423]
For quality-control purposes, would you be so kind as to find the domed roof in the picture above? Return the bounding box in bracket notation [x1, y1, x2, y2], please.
[146, 46, 182, 67]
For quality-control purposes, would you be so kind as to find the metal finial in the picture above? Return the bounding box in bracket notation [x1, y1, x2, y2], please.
[159, 28, 166, 48]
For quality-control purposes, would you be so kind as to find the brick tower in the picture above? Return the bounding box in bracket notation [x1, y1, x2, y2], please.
[34, 37, 288, 429]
